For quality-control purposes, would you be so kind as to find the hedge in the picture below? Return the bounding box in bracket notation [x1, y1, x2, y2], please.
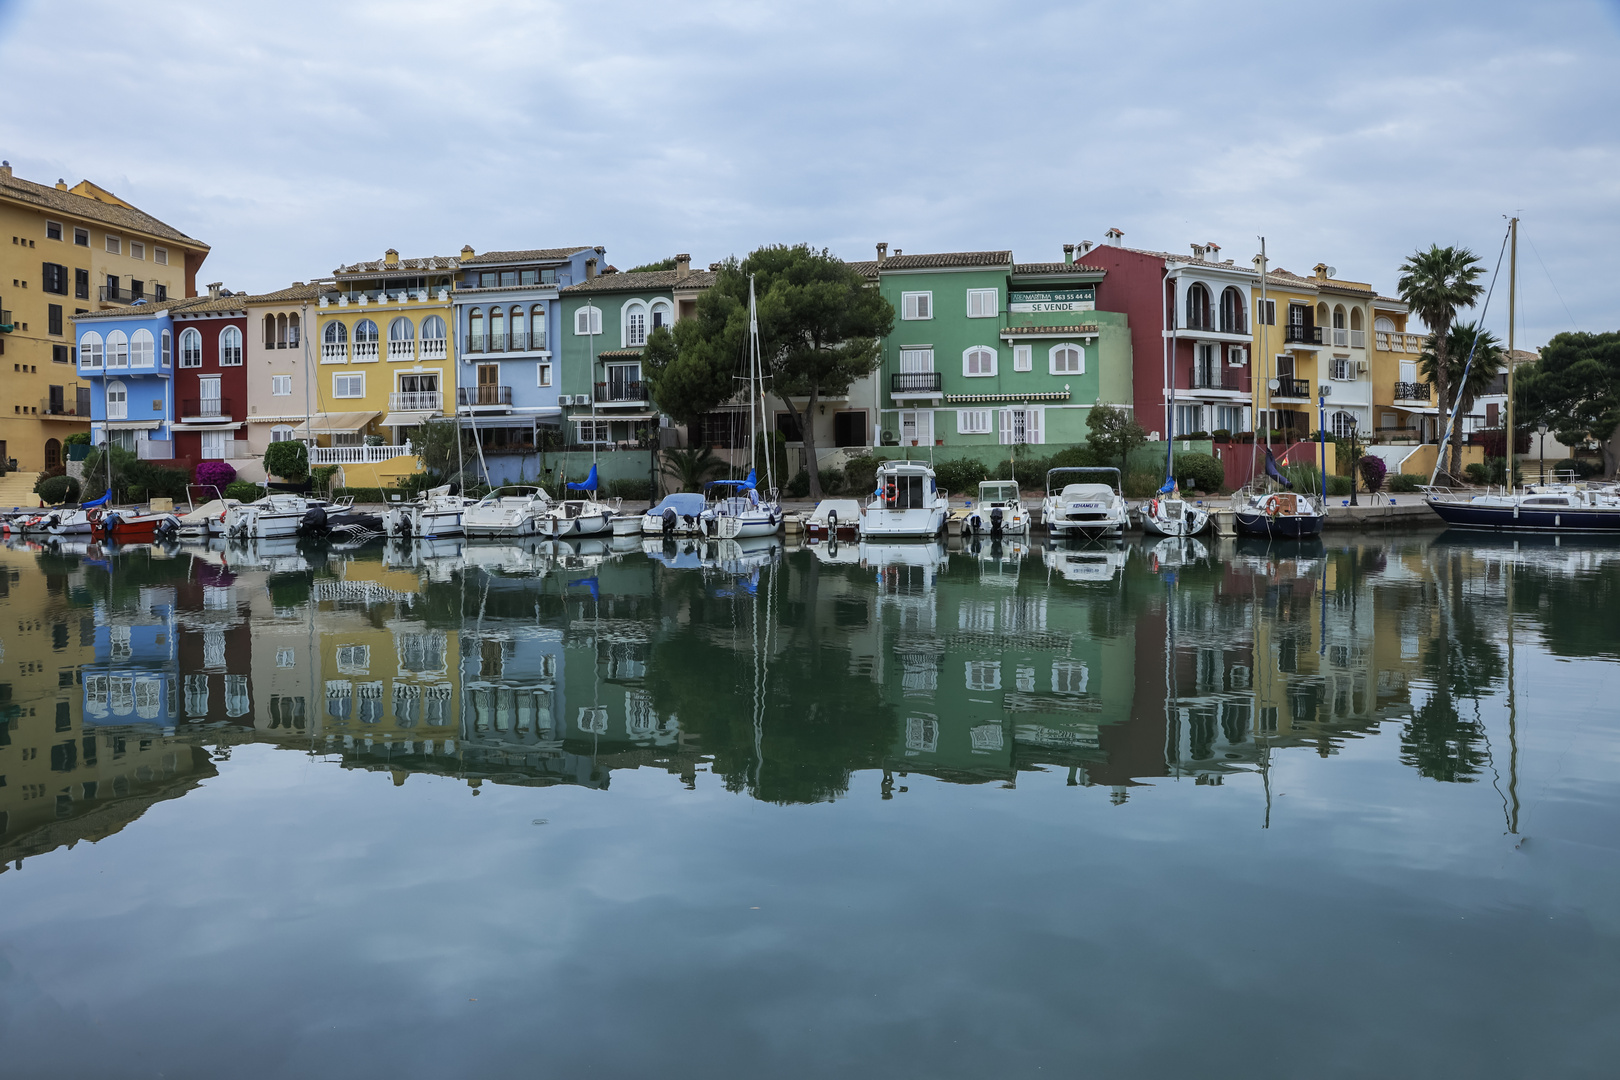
[36, 474, 80, 505]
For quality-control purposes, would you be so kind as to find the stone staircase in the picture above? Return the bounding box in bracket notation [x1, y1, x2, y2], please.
[0, 471, 41, 510]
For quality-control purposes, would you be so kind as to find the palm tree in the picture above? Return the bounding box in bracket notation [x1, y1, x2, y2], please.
[1397, 245, 1486, 479]
[1419, 321, 1505, 471]
[661, 446, 726, 492]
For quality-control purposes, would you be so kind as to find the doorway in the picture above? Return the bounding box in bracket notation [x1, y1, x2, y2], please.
[45, 439, 61, 470]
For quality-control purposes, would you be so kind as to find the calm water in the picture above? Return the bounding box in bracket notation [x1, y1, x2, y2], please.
[0, 530, 1616, 1078]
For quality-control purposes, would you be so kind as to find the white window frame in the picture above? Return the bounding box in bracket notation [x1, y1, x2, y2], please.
[106, 234, 121, 255]
[1228, 344, 1248, 367]
[966, 288, 998, 318]
[537, 363, 552, 387]
[155, 246, 168, 266]
[161, 328, 171, 368]
[179, 327, 203, 368]
[1331, 356, 1351, 381]
[576, 418, 611, 444]
[131, 241, 145, 261]
[272, 374, 292, 396]
[1258, 298, 1276, 326]
[963, 346, 997, 378]
[199, 430, 229, 460]
[80, 331, 103, 369]
[623, 301, 648, 347]
[1012, 344, 1032, 371]
[1331, 410, 1358, 438]
[957, 408, 992, 435]
[650, 300, 673, 331]
[333, 373, 365, 398]
[998, 405, 1044, 445]
[899, 409, 934, 444]
[272, 425, 296, 442]
[130, 328, 155, 368]
[898, 348, 934, 373]
[219, 325, 243, 366]
[106, 330, 129, 369]
[965, 661, 1001, 691]
[46, 219, 63, 241]
[1048, 343, 1083, 375]
[574, 305, 603, 336]
[901, 291, 932, 321]
[106, 380, 128, 420]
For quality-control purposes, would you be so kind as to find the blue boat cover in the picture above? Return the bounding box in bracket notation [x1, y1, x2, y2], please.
[648, 493, 706, 517]
[567, 464, 599, 492]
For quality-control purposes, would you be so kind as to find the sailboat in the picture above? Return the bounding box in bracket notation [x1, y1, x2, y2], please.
[705, 274, 782, 538]
[1140, 416, 1210, 537]
[536, 464, 616, 539]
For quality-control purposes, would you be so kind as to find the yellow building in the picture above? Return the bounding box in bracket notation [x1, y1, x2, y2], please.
[1369, 297, 1434, 443]
[0, 160, 209, 480]
[305, 250, 457, 485]
[1249, 264, 1376, 441]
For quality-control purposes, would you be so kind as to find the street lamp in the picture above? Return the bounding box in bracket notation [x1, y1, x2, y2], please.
[1348, 416, 1360, 507]
[1316, 384, 1331, 506]
[1537, 422, 1548, 486]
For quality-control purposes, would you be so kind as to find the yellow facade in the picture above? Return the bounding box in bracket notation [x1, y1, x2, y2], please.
[1368, 300, 1436, 445]
[1248, 265, 1377, 441]
[0, 162, 208, 475]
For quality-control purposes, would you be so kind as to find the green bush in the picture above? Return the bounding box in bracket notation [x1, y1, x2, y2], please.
[224, 480, 261, 502]
[395, 471, 443, 499]
[785, 469, 810, 498]
[1047, 444, 1098, 470]
[1463, 462, 1491, 485]
[1124, 470, 1161, 499]
[121, 462, 191, 501]
[843, 455, 879, 499]
[311, 464, 340, 494]
[64, 432, 91, 447]
[1327, 474, 1352, 497]
[607, 478, 654, 502]
[262, 440, 309, 483]
[1173, 451, 1225, 494]
[36, 474, 80, 505]
[1549, 458, 1601, 480]
[933, 457, 989, 497]
[1388, 473, 1426, 493]
[817, 468, 845, 496]
[991, 452, 1052, 489]
[1211, 429, 1232, 443]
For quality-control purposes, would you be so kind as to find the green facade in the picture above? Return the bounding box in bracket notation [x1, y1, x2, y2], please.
[557, 272, 678, 447]
[874, 254, 1132, 452]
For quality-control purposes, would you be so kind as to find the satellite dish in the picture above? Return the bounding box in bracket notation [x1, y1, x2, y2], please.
[1268, 378, 1279, 391]
[1325, 266, 1337, 278]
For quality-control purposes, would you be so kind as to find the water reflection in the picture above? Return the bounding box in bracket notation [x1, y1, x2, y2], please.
[4, 526, 1616, 864]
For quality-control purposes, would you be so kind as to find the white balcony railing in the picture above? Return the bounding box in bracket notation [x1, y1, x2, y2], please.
[309, 443, 416, 465]
[1349, 329, 1365, 348]
[419, 337, 448, 359]
[389, 391, 441, 412]
[353, 341, 380, 361]
[387, 340, 415, 362]
[1332, 328, 1349, 347]
[201, 441, 253, 461]
[322, 342, 348, 363]
[1375, 332, 1425, 354]
[137, 439, 174, 460]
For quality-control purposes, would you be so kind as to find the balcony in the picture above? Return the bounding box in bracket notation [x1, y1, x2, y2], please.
[891, 371, 943, 394]
[1394, 381, 1431, 402]
[388, 391, 442, 412]
[386, 340, 416, 361]
[99, 284, 144, 304]
[458, 385, 513, 408]
[1350, 329, 1365, 348]
[180, 398, 233, 420]
[353, 341, 380, 361]
[1, 309, 12, 331]
[1190, 367, 1245, 392]
[1376, 332, 1425, 353]
[201, 440, 253, 461]
[1283, 325, 1323, 345]
[136, 440, 174, 460]
[1274, 377, 1310, 399]
[595, 380, 646, 404]
[321, 342, 349, 363]
[420, 337, 448, 359]
[263, 333, 302, 350]
[463, 332, 545, 354]
[309, 443, 416, 465]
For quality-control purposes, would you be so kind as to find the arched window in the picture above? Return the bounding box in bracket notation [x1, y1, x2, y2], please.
[651, 300, 673, 332]
[1331, 410, 1357, 437]
[490, 307, 505, 350]
[130, 328, 155, 367]
[1185, 283, 1211, 329]
[106, 379, 128, 419]
[264, 314, 277, 347]
[180, 327, 203, 368]
[530, 305, 547, 350]
[323, 321, 348, 344]
[1048, 343, 1084, 375]
[272, 425, 296, 442]
[574, 305, 602, 336]
[469, 307, 485, 350]
[1374, 316, 1395, 332]
[81, 331, 104, 369]
[387, 317, 415, 361]
[420, 315, 446, 342]
[1219, 287, 1246, 334]
[510, 306, 525, 349]
[353, 318, 379, 360]
[963, 346, 997, 377]
[1332, 305, 1346, 330]
[106, 329, 129, 369]
[1350, 307, 1363, 331]
[287, 313, 300, 346]
[624, 301, 647, 346]
[1316, 302, 1330, 326]
[220, 325, 243, 366]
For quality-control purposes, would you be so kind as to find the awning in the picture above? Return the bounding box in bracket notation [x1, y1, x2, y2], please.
[1391, 404, 1440, 416]
[460, 414, 541, 429]
[100, 420, 163, 431]
[290, 411, 378, 436]
[247, 415, 313, 424]
[380, 411, 439, 427]
[171, 421, 246, 431]
[574, 413, 656, 423]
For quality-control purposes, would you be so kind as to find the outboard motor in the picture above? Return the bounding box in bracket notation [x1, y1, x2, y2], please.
[154, 515, 180, 541]
[299, 505, 329, 536]
[661, 507, 677, 536]
[990, 506, 1004, 536]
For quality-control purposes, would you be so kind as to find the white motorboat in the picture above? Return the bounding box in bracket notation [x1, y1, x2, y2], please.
[1140, 487, 1211, 537]
[461, 485, 553, 538]
[1041, 467, 1130, 537]
[1146, 535, 1211, 570]
[384, 484, 475, 539]
[176, 498, 238, 538]
[610, 514, 644, 538]
[861, 460, 948, 539]
[702, 473, 781, 539]
[806, 498, 862, 543]
[641, 492, 707, 538]
[44, 507, 95, 535]
[223, 492, 318, 540]
[965, 479, 1031, 536]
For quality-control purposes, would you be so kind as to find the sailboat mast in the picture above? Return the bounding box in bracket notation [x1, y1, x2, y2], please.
[1506, 216, 1518, 490]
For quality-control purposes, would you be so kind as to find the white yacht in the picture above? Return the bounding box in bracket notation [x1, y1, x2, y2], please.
[1041, 467, 1131, 537]
[461, 485, 553, 538]
[703, 473, 781, 539]
[965, 480, 1031, 536]
[861, 461, 948, 539]
[223, 492, 319, 540]
[641, 492, 707, 538]
[534, 466, 615, 539]
[805, 498, 862, 543]
[384, 484, 475, 540]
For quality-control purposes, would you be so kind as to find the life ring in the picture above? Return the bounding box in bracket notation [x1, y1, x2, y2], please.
[1263, 495, 1281, 517]
[1149, 499, 1159, 518]
[884, 481, 897, 504]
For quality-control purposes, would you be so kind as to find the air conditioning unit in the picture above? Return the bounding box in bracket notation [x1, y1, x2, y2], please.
[557, 394, 574, 405]
[1354, 359, 1368, 376]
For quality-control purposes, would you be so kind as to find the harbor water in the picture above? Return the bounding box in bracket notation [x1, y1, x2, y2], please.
[0, 531, 1616, 1077]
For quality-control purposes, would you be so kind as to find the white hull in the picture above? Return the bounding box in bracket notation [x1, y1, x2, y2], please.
[1140, 500, 1209, 537]
[537, 511, 613, 539]
[611, 516, 644, 537]
[225, 511, 304, 539]
[860, 505, 947, 538]
[463, 517, 541, 538]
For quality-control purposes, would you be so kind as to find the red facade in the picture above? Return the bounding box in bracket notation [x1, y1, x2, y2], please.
[1079, 245, 1173, 435]
[171, 310, 248, 468]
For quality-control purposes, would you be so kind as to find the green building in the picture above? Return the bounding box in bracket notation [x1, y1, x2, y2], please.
[872, 246, 1132, 457]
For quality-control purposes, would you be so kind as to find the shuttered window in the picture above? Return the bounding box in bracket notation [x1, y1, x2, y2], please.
[1012, 344, 1032, 371]
[966, 288, 997, 318]
[957, 409, 991, 434]
[901, 292, 932, 320]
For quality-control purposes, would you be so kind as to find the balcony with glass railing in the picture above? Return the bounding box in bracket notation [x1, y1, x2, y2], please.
[1190, 366, 1245, 392]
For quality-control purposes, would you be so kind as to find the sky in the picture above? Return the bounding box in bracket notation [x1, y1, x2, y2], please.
[2, 0, 1616, 347]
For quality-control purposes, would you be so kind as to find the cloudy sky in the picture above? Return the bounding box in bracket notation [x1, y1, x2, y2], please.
[2, 0, 1615, 346]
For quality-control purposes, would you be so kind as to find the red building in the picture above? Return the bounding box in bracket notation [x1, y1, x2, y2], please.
[1079, 232, 1258, 440]
[170, 290, 250, 469]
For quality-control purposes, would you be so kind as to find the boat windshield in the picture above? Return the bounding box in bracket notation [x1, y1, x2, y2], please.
[978, 481, 1020, 505]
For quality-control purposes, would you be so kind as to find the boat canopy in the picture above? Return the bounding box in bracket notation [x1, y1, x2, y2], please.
[648, 493, 706, 517]
[1046, 466, 1121, 494]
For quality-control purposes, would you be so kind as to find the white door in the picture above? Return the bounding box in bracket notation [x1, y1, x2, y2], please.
[199, 376, 221, 417]
[900, 409, 933, 444]
[200, 430, 228, 460]
[899, 349, 934, 373]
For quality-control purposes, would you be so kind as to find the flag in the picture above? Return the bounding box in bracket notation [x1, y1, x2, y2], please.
[1264, 446, 1293, 488]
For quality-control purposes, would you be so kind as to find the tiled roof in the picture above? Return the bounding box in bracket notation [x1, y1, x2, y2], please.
[597, 348, 644, 359]
[73, 283, 326, 321]
[1012, 262, 1106, 276]
[0, 170, 208, 249]
[845, 259, 879, 281]
[335, 255, 460, 274]
[561, 269, 718, 295]
[241, 283, 326, 305]
[878, 251, 1012, 270]
[466, 247, 595, 264]
[71, 299, 193, 321]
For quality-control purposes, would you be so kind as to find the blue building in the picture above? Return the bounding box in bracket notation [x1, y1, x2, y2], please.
[74, 303, 180, 454]
[83, 589, 179, 728]
[450, 245, 600, 452]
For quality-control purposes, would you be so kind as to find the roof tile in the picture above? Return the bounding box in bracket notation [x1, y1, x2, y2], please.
[0, 171, 208, 249]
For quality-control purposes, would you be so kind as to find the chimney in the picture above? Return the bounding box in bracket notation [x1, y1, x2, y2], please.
[207, 281, 223, 299]
[709, 262, 721, 271]
[893, 248, 902, 257]
[384, 248, 399, 266]
[0, 160, 9, 178]
[674, 253, 691, 281]
[1078, 240, 1094, 256]
[1206, 241, 1221, 259]
[1190, 243, 1206, 262]
[460, 245, 475, 262]
[56, 179, 67, 191]
[1063, 243, 1075, 265]
[585, 257, 597, 280]
[1104, 227, 1123, 243]
[876, 241, 888, 265]
[1313, 262, 1329, 281]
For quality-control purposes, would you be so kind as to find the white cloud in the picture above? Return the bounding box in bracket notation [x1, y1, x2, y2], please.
[1, 0, 1615, 345]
